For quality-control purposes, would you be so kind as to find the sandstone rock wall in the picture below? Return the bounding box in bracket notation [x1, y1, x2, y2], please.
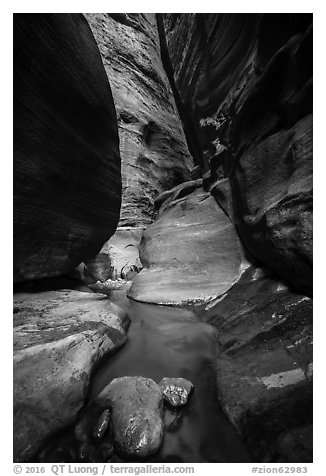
[161, 13, 312, 295]
[14, 14, 121, 282]
[85, 14, 193, 228]
[84, 14, 193, 280]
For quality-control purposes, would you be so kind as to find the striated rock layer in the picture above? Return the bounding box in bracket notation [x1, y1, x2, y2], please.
[84, 14, 193, 279]
[161, 13, 312, 295]
[13, 290, 129, 462]
[85, 13, 193, 228]
[199, 267, 312, 462]
[14, 14, 121, 282]
[129, 181, 243, 305]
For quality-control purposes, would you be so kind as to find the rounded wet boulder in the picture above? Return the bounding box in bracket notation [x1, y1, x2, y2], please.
[95, 376, 164, 460]
[159, 377, 194, 408]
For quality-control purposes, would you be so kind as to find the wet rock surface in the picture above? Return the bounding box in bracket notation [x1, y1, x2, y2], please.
[14, 14, 121, 282]
[95, 376, 164, 460]
[92, 409, 112, 440]
[197, 267, 313, 462]
[13, 290, 129, 462]
[159, 378, 194, 408]
[71, 376, 164, 461]
[129, 186, 243, 305]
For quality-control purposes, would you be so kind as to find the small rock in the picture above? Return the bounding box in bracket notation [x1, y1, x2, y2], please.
[159, 377, 194, 408]
[92, 408, 111, 440]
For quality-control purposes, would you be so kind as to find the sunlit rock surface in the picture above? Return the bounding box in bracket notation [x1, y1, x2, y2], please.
[13, 290, 129, 462]
[84, 14, 194, 280]
[14, 14, 121, 282]
[129, 183, 243, 305]
[96, 227, 145, 281]
[85, 13, 193, 228]
[161, 13, 312, 295]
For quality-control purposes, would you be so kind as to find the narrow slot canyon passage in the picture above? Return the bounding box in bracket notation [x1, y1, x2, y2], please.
[13, 12, 312, 465]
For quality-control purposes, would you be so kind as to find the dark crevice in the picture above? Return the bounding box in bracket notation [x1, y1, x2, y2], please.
[156, 14, 203, 170]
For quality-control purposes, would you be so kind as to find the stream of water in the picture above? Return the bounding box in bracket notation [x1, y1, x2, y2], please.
[37, 289, 253, 463]
[89, 298, 253, 463]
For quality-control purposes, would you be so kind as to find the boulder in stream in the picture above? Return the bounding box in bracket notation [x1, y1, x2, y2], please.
[93, 376, 164, 460]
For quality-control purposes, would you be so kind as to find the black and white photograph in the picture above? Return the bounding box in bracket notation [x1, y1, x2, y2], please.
[10, 3, 315, 472]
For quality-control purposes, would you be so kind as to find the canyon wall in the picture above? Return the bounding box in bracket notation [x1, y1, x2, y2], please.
[13, 14, 126, 461]
[130, 14, 313, 462]
[85, 13, 193, 228]
[160, 13, 313, 296]
[14, 14, 121, 282]
[83, 14, 193, 280]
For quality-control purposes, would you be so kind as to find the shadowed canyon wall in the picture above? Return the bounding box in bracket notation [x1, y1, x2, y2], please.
[159, 13, 313, 296]
[14, 13, 122, 282]
[13, 14, 125, 461]
[129, 13, 313, 462]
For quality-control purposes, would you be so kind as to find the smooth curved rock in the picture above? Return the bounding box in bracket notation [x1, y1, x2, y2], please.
[14, 13, 121, 282]
[13, 290, 129, 462]
[161, 13, 312, 295]
[93, 376, 164, 460]
[159, 378, 194, 408]
[129, 186, 243, 305]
